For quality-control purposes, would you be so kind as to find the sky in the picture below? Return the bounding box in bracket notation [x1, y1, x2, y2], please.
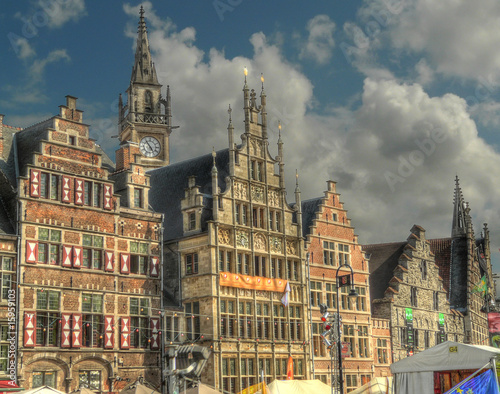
[2, 1, 500, 277]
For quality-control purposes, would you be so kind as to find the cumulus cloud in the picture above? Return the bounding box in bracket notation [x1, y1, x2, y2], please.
[119, 4, 500, 257]
[36, 0, 87, 28]
[359, 0, 500, 85]
[12, 37, 36, 59]
[30, 49, 70, 79]
[299, 15, 336, 65]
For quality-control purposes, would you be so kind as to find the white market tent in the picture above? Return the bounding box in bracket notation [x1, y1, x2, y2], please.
[390, 341, 500, 394]
[267, 380, 333, 394]
[348, 377, 393, 394]
[18, 387, 65, 394]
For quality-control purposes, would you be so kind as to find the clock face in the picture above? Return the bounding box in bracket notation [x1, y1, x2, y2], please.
[139, 136, 161, 158]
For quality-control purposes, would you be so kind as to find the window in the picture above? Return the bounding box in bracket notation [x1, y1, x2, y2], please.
[343, 325, 355, 357]
[287, 260, 300, 281]
[325, 283, 337, 309]
[93, 183, 100, 207]
[323, 241, 335, 266]
[256, 302, 270, 340]
[421, 260, 427, 280]
[275, 358, 287, 380]
[424, 330, 430, 348]
[0, 326, 10, 373]
[377, 339, 388, 363]
[82, 293, 103, 348]
[338, 243, 350, 266]
[290, 306, 302, 341]
[0, 257, 13, 301]
[165, 314, 180, 342]
[346, 375, 357, 392]
[82, 234, 103, 270]
[293, 358, 304, 379]
[130, 242, 149, 275]
[219, 250, 232, 272]
[357, 325, 369, 358]
[355, 287, 367, 311]
[259, 358, 272, 383]
[250, 160, 263, 181]
[271, 258, 283, 279]
[220, 300, 236, 338]
[33, 371, 56, 388]
[273, 304, 287, 340]
[433, 292, 439, 310]
[235, 203, 248, 225]
[38, 228, 61, 265]
[239, 301, 252, 339]
[69, 135, 76, 145]
[310, 281, 322, 307]
[410, 287, 418, 307]
[36, 290, 60, 346]
[252, 207, 265, 229]
[312, 323, 327, 357]
[134, 188, 143, 208]
[84, 181, 92, 205]
[185, 302, 200, 341]
[269, 210, 281, 231]
[130, 298, 149, 348]
[254, 255, 266, 277]
[400, 327, 408, 347]
[222, 358, 237, 393]
[185, 253, 199, 275]
[341, 287, 354, 310]
[79, 370, 101, 391]
[241, 358, 255, 391]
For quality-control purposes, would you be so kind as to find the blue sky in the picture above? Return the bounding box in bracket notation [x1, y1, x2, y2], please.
[2, 1, 500, 278]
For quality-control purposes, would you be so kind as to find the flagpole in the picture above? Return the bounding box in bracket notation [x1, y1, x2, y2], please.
[443, 361, 490, 394]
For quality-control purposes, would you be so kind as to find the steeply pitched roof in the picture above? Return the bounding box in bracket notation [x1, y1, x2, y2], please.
[301, 197, 322, 238]
[363, 242, 407, 302]
[148, 149, 230, 241]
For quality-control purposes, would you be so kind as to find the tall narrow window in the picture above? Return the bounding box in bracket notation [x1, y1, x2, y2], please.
[82, 293, 103, 348]
[130, 298, 149, 348]
[36, 290, 60, 346]
[134, 188, 143, 208]
[185, 253, 199, 275]
[323, 241, 335, 266]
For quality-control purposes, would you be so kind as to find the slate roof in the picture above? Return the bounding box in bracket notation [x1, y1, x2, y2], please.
[148, 149, 230, 241]
[363, 242, 406, 302]
[301, 197, 322, 239]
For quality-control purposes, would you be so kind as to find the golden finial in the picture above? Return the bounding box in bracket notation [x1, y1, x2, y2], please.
[261, 73, 264, 89]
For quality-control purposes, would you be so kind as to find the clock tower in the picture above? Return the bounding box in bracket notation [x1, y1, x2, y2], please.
[116, 6, 177, 171]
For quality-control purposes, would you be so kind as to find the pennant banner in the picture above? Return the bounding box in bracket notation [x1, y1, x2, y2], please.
[447, 369, 500, 394]
[220, 272, 287, 293]
[472, 275, 487, 294]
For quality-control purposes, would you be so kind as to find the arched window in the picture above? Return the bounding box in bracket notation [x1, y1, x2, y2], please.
[145, 91, 153, 112]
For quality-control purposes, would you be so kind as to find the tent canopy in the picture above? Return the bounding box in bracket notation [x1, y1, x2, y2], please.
[348, 377, 393, 394]
[18, 386, 65, 394]
[267, 380, 333, 394]
[390, 341, 500, 374]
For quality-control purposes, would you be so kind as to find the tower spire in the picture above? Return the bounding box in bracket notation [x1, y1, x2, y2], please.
[452, 176, 467, 238]
[131, 6, 159, 84]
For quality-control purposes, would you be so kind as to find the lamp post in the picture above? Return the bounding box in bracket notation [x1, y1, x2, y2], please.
[336, 263, 358, 394]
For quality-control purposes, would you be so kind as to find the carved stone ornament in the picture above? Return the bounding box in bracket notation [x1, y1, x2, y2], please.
[218, 229, 231, 245]
[268, 190, 279, 207]
[251, 139, 263, 157]
[254, 233, 267, 251]
[286, 241, 297, 255]
[234, 182, 248, 200]
[270, 237, 283, 254]
[236, 231, 249, 248]
[251, 186, 264, 203]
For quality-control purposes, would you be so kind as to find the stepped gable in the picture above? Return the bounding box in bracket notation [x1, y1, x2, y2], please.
[301, 197, 322, 238]
[148, 148, 230, 240]
[363, 241, 406, 301]
[429, 238, 452, 297]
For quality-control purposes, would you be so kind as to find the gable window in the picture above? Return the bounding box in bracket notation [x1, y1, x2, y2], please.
[323, 241, 335, 266]
[82, 293, 103, 348]
[134, 188, 143, 208]
[82, 234, 103, 270]
[36, 290, 60, 346]
[338, 243, 350, 266]
[433, 292, 439, 310]
[130, 242, 148, 275]
[421, 260, 427, 280]
[38, 228, 61, 265]
[410, 287, 418, 307]
[188, 212, 196, 230]
[185, 253, 199, 275]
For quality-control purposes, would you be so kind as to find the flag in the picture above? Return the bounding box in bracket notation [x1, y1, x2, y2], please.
[286, 356, 294, 380]
[448, 369, 500, 393]
[281, 281, 290, 307]
[472, 275, 487, 295]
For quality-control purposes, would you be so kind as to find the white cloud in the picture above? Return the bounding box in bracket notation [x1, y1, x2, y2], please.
[415, 58, 434, 86]
[36, 0, 87, 28]
[30, 49, 70, 79]
[299, 15, 336, 65]
[120, 5, 500, 265]
[12, 37, 36, 59]
[360, 0, 500, 84]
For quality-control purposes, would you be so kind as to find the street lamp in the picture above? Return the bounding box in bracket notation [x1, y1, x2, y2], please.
[336, 263, 358, 394]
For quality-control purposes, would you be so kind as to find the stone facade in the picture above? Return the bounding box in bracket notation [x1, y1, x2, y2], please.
[302, 181, 380, 390]
[365, 225, 465, 363]
[3, 96, 163, 392]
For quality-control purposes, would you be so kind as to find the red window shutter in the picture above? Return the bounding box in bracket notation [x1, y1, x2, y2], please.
[105, 251, 114, 272]
[61, 313, 72, 348]
[150, 317, 160, 350]
[72, 246, 82, 268]
[74, 179, 84, 205]
[26, 241, 38, 263]
[62, 245, 73, 267]
[120, 254, 130, 274]
[23, 312, 36, 347]
[120, 317, 130, 349]
[104, 315, 114, 349]
[150, 256, 159, 277]
[62, 176, 72, 203]
[104, 184, 113, 210]
[71, 313, 82, 348]
[30, 169, 40, 197]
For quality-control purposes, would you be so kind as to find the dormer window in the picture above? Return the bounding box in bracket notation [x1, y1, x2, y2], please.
[69, 135, 76, 145]
[134, 188, 143, 208]
[189, 212, 196, 231]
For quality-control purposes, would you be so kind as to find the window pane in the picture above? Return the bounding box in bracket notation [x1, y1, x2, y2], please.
[2, 258, 12, 271]
[37, 291, 47, 310]
[94, 236, 103, 248]
[50, 230, 61, 243]
[130, 298, 139, 315]
[39, 228, 49, 241]
[83, 234, 92, 247]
